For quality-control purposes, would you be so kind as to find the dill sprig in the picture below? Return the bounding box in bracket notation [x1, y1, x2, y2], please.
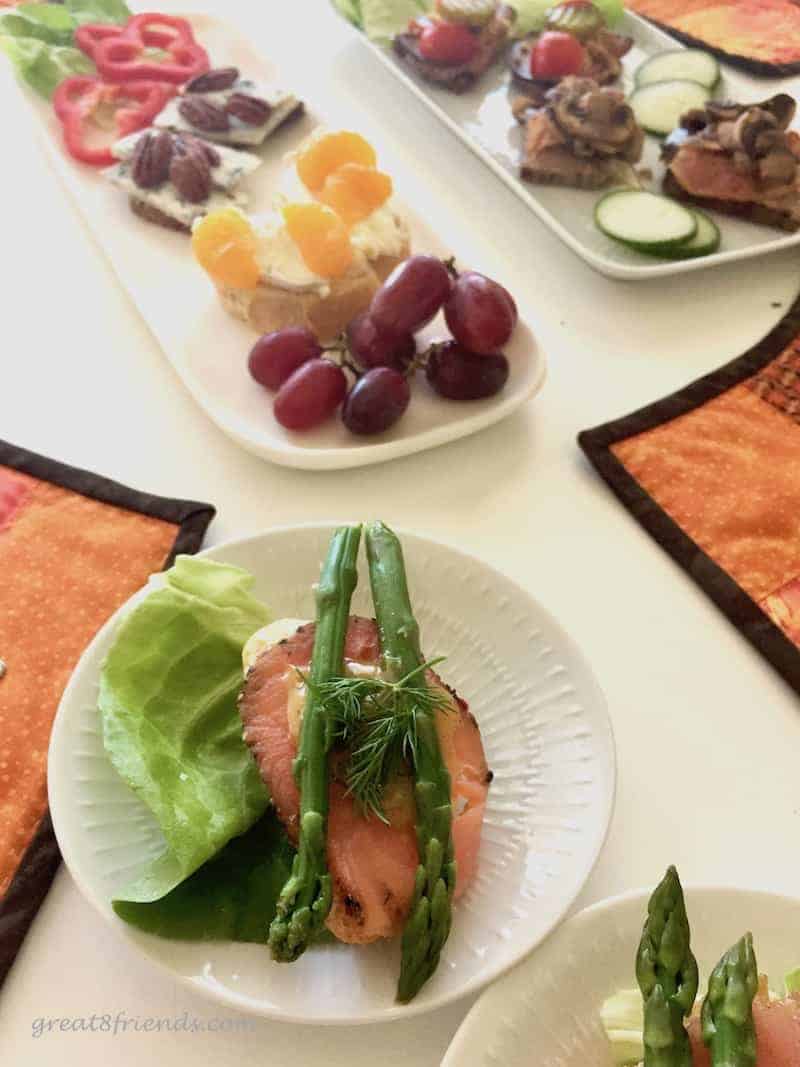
[305, 658, 449, 823]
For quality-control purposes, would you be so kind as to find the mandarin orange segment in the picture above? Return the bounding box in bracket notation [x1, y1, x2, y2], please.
[319, 164, 393, 225]
[283, 202, 354, 279]
[295, 131, 377, 194]
[191, 209, 260, 289]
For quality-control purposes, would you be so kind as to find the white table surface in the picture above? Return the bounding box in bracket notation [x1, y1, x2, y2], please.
[1, 2, 799, 1063]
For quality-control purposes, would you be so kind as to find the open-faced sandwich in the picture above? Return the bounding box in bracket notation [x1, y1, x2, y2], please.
[393, 0, 516, 94]
[153, 66, 304, 148]
[104, 127, 261, 232]
[602, 866, 800, 1066]
[519, 76, 643, 188]
[100, 523, 490, 1003]
[662, 94, 800, 232]
[510, 1, 632, 118]
[191, 130, 410, 339]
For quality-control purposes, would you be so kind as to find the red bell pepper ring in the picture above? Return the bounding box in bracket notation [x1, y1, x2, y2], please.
[75, 22, 124, 60]
[93, 13, 209, 85]
[53, 76, 176, 167]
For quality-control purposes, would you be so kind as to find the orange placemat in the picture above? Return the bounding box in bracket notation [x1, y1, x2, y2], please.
[0, 441, 214, 987]
[627, 0, 800, 75]
[579, 292, 800, 692]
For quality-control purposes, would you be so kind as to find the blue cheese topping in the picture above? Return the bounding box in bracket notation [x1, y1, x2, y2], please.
[154, 80, 300, 147]
[111, 129, 261, 192]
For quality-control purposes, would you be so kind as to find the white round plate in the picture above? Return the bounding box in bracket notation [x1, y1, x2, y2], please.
[48, 524, 615, 1024]
[443, 885, 800, 1066]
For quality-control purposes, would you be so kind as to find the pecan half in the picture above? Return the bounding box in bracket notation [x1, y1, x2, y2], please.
[226, 93, 272, 126]
[185, 66, 239, 93]
[131, 130, 174, 189]
[169, 144, 211, 203]
[175, 133, 220, 168]
[179, 97, 231, 132]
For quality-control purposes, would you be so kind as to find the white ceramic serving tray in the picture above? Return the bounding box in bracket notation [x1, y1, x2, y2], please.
[357, 11, 800, 279]
[443, 884, 800, 1066]
[48, 524, 616, 1025]
[7, 11, 545, 471]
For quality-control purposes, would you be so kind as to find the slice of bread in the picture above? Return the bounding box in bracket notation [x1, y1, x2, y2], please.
[663, 171, 800, 232]
[217, 261, 383, 341]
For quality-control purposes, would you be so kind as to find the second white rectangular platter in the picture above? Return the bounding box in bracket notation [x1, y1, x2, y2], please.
[357, 10, 800, 280]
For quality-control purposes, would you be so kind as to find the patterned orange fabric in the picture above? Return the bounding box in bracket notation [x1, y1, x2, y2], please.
[613, 376, 800, 606]
[627, 0, 800, 67]
[0, 468, 178, 896]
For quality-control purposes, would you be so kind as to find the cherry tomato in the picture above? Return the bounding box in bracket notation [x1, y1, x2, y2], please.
[529, 31, 585, 79]
[418, 21, 478, 65]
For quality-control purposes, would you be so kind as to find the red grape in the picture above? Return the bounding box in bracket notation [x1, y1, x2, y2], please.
[274, 359, 347, 431]
[248, 327, 321, 391]
[346, 312, 416, 372]
[342, 367, 410, 435]
[425, 341, 509, 400]
[370, 255, 452, 337]
[444, 272, 517, 355]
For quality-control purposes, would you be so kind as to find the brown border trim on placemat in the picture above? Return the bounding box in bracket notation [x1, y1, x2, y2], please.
[638, 15, 800, 78]
[0, 440, 216, 990]
[578, 292, 800, 696]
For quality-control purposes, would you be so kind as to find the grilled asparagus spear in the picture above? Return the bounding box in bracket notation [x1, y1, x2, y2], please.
[268, 524, 361, 962]
[636, 866, 699, 1067]
[365, 520, 456, 1003]
[701, 933, 758, 1067]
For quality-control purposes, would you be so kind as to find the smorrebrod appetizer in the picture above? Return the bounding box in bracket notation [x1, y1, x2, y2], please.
[191, 130, 411, 339]
[510, 1, 632, 115]
[662, 94, 800, 232]
[106, 128, 261, 232]
[393, 0, 516, 94]
[153, 66, 304, 148]
[519, 76, 643, 188]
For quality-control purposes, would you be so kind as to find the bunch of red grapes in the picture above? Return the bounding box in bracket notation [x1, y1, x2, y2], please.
[247, 255, 518, 435]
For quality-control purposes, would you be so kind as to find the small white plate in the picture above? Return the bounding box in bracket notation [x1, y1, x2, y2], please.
[358, 12, 800, 280]
[443, 884, 800, 1065]
[48, 523, 615, 1025]
[10, 10, 545, 470]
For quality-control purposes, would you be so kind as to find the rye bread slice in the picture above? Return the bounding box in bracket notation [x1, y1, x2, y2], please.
[393, 34, 477, 93]
[129, 197, 191, 233]
[663, 170, 800, 233]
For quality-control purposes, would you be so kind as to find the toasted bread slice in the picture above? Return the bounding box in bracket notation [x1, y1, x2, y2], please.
[664, 169, 800, 233]
[217, 260, 385, 341]
[130, 197, 191, 233]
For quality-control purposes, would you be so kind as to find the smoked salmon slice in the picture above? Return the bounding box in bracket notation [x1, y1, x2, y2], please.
[687, 982, 800, 1066]
[238, 616, 490, 944]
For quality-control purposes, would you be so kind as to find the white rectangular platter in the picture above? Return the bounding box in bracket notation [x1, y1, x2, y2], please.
[357, 10, 800, 279]
[7, 8, 545, 470]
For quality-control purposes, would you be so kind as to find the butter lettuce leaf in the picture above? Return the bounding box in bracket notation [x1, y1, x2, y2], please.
[509, 0, 623, 35]
[359, 0, 426, 40]
[332, 0, 363, 27]
[0, 4, 77, 45]
[100, 556, 271, 904]
[63, 0, 131, 25]
[113, 811, 294, 942]
[0, 36, 92, 97]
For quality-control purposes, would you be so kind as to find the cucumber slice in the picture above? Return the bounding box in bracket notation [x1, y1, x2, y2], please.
[657, 209, 720, 259]
[635, 48, 720, 89]
[629, 79, 712, 137]
[595, 190, 697, 252]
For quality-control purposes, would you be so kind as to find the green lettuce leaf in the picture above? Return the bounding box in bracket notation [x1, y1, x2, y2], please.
[332, 0, 363, 27]
[63, 0, 131, 25]
[0, 4, 77, 45]
[113, 811, 294, 942]
[0, 36, 92, 97]
[100, 555, 271, 904]
[359, 0, 426, 40]
[509, 0, 623, 36]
